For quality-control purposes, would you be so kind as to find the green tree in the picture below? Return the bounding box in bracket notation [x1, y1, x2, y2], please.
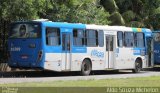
[43, 0, 110, 25]
[101, 0, 125, 25]
[101, 0, 160, 29]
[0, 0, 47, 21]
[0, 0, 110, 24]
[115, 0, 160, 29]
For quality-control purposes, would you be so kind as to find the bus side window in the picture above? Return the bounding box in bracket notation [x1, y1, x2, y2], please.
[135, 33, 145, 48]
[106, 36, 109, 51]
[46, 27, 60, 46]
[117, 31, 123, 47]
[73, 29, 85, 46]
[86, 29, 98, 47]
[124, 32, 134, 47]
[110, 36, 113, 51]
[98, 30, 104, 47]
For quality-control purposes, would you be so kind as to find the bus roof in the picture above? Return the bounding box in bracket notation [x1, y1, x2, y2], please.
[11, 21, 152, 33]
[86, 24, 152, 33]
[86, 24, 131, 31]
[41, 21, 86, 29]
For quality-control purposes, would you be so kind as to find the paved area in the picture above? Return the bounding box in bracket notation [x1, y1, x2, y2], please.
[0, 70, 160, 84]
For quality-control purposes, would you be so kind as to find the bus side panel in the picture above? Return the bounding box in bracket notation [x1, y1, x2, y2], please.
[88, 47, 105, 70]
[71, 53, 87, 71]
[71, 47, 106, 71]
[42, 25, 62, 71]
[44, 53, 62, 71]
[115, 48, 146, 69]
[115, 48, 135, 69]
[71, 46, 87, 71]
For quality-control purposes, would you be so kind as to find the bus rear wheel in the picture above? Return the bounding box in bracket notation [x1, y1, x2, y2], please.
[132, 60, 142, 73]
[81, 59, 92, 76]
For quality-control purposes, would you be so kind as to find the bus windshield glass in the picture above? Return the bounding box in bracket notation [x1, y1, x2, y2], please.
[9, 23, 41, 38]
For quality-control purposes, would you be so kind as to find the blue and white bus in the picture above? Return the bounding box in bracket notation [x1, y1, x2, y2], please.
[153, 31, 160, 65]
[8, 20, 153, 75]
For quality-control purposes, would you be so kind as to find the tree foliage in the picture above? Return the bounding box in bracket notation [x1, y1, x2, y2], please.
[100, 0, 125, 25]
[99, 0, 160, 29]
[0, 0, 47, 20]
[0, 0, 110, 24]
[1, 0, 160, 29]
[42, 0, 110, 24]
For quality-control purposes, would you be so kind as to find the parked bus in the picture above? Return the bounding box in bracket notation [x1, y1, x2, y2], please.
[153, 31, 160, 65]
[8, 20, 153, 75]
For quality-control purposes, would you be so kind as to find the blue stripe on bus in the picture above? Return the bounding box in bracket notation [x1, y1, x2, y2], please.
[72, 47, 87, 53]
[45, 47, 87, 53]
[42, 22, 86, 29]
[133, 48, 145, 55]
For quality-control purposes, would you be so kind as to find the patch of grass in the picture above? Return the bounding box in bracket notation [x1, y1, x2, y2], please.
[1, 76, 160, 87]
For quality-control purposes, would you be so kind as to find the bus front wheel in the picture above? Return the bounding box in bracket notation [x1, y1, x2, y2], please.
[132, 60, 142, 73]
[81, 59, 92, 76]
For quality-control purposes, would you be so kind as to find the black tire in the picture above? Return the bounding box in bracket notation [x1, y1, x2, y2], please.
[81, 59, 92, 76]
[132, 60, 142, 73]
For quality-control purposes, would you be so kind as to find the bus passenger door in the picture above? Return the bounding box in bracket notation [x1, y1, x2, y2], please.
[105, 35, 114, 68]
[146, 37, 154, 67]
[62, 32, 71, 71]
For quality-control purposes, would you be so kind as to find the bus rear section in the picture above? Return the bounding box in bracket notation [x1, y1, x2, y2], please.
[8, 22, 44, 69]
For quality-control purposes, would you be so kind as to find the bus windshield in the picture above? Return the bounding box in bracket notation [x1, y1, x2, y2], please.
[9, 23, 41, 38]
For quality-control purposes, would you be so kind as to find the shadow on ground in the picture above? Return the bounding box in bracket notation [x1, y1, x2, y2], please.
[144, 66, 160, 71]
[1, 66, 160, 78]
